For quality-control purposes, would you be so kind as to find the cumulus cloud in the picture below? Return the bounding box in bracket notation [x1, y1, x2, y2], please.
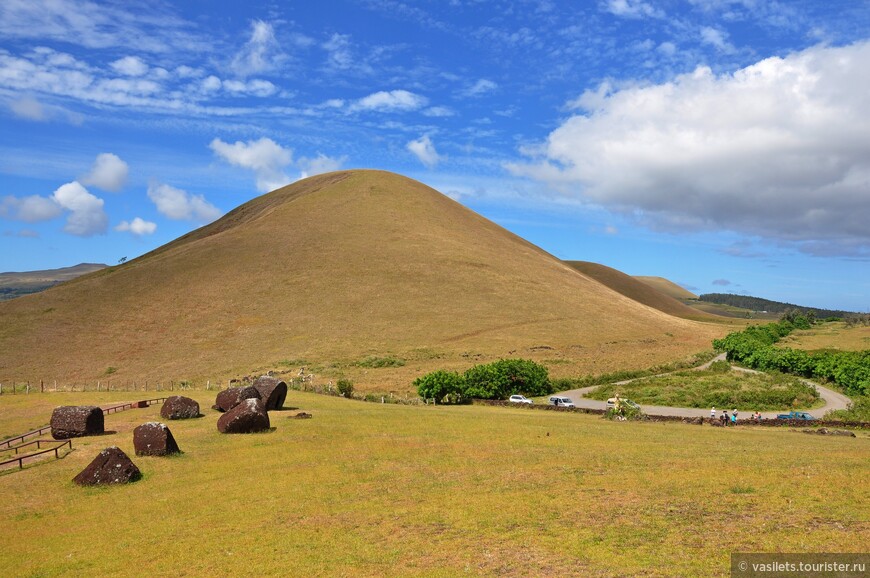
[351, 90, 428, 113]
[51, 181, 108, 236]
[0, 194, 63, 222]
[115, 217, 157, 235]
[508, 40, 870, 257]
[209, 137, 293, 192]
[407, 135, 442, 169]
[147, 182, 221, 222]
[231, 20, 281, 77]
[81, 153, 129, 192]
[110, 56, 148, 76]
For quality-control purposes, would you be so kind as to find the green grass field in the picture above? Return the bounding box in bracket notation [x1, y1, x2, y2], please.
[1, 390, 867, 577]
[585, 367, 823, 411]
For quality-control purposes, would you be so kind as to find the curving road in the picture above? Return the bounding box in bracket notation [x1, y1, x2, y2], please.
[555, 354, 852, 419]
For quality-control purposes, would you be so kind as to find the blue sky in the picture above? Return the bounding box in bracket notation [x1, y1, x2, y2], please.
[1, 0, 869, 312]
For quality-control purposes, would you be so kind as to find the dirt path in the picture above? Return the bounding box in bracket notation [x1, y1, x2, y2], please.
[555, 353, 852, 419]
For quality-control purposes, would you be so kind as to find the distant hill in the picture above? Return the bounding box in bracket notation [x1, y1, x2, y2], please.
[699, 293, 857, 318]
[0, 263, 106, 301]
[565, 262, 721, 321]
[633, 276, 698, 300]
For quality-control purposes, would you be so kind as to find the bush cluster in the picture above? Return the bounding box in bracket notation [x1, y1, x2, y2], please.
[713, 316, 870, 396]
[414, 359, 553, 404]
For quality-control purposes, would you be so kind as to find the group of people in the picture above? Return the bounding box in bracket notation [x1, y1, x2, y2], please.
[711, 406, 763, 425]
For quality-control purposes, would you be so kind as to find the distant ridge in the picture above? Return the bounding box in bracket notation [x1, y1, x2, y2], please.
[565, 262, 720, 321]
[634, 276, 698, 300]
[700, 293, 858, 318]
[0, 263, 106, 301]
[0, 170, 726, 387]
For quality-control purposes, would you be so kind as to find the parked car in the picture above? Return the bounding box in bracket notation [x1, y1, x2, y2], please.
[605, 397, 640, 410]
[548, 396, 575, 408]
[508, 394, 533, 405]
[776, 411, 815, 420]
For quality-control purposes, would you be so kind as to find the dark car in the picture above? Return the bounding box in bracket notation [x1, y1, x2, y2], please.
[776, 411, 815, 420]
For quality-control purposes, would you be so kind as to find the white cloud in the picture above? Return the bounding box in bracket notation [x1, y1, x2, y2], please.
[508, 40, 870, 256]
[605, 0, 663, 18]
[81, 153, 129, 192]
[407, 135, 442, 169]
[423, 106, 455, 117]
[0, 194, 63, 222]
[231, 20, 281, 77]
[209, 137, 293, 192]
[9, 96, 46, 120]
[115, 217, 156, 235]
[147, 182, 221, 222]
[110, 56, 148, 76]
[323, 33, 354, 70]
[8, 95, 83, 124]
[0, 0, 207, 54]
[351, 90, 428, 113]
[51, 181, 108, 236]
[700, 26, 736, 54]
[461, 79, 498, 97]
[298, 153, 346, 178]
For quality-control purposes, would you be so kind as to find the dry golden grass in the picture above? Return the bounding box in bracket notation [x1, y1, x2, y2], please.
[633, 276, 698, 300]
[0, 171, 729, 393]
[778, 322, 870, 352]
[1, 390, 868, 577]
[566, 261, 725, 322]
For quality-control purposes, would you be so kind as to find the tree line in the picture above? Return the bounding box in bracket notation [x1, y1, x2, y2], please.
[700, 293, 857, 318]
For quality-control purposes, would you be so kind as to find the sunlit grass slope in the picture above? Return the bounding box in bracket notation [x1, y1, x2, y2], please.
[634, 276, 699, 300]
[778, 322, 870, 352]
[0, 170, 725, 388]
[566, 261, 723, 321]
[0, 391, 867, 577]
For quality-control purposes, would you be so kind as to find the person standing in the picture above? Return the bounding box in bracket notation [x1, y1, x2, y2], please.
[711, 406, 716, 419]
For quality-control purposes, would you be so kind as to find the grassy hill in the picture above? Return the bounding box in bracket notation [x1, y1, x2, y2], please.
[565, 261, 723, 321]
[0, 170, 726, 390]
[633, 276, 698, 300]
[0, 263, 106, 301]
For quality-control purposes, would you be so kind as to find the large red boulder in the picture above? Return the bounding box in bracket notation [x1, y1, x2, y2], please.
[217, 398, 271, 434]
[253, 376, 288, 411]
[73, 447, 141, 486]
[213, 386, 261, 412]
[133, 422, 181, 456]
[160, 396, 200, 420]
[50, 406, 104, 440]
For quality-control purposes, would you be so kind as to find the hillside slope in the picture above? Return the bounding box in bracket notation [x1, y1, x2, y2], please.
[565, 261, 721, 321]
[634, 276, 698, 300]
[0, 170, 725, 388]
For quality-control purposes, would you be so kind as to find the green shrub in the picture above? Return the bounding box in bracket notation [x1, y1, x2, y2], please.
[464, 358, 552, 399]
[336, 379, 354, 398]
[708, 360, 730, 373]
[413, 370, 466, 404]
[355, 355, 406, 368]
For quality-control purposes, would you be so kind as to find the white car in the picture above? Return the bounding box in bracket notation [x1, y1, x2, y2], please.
[548, 396, 575, 408]
[508, 394, 533, 404]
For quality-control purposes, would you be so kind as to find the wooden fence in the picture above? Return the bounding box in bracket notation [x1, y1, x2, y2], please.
[0, 439, 72, 470]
